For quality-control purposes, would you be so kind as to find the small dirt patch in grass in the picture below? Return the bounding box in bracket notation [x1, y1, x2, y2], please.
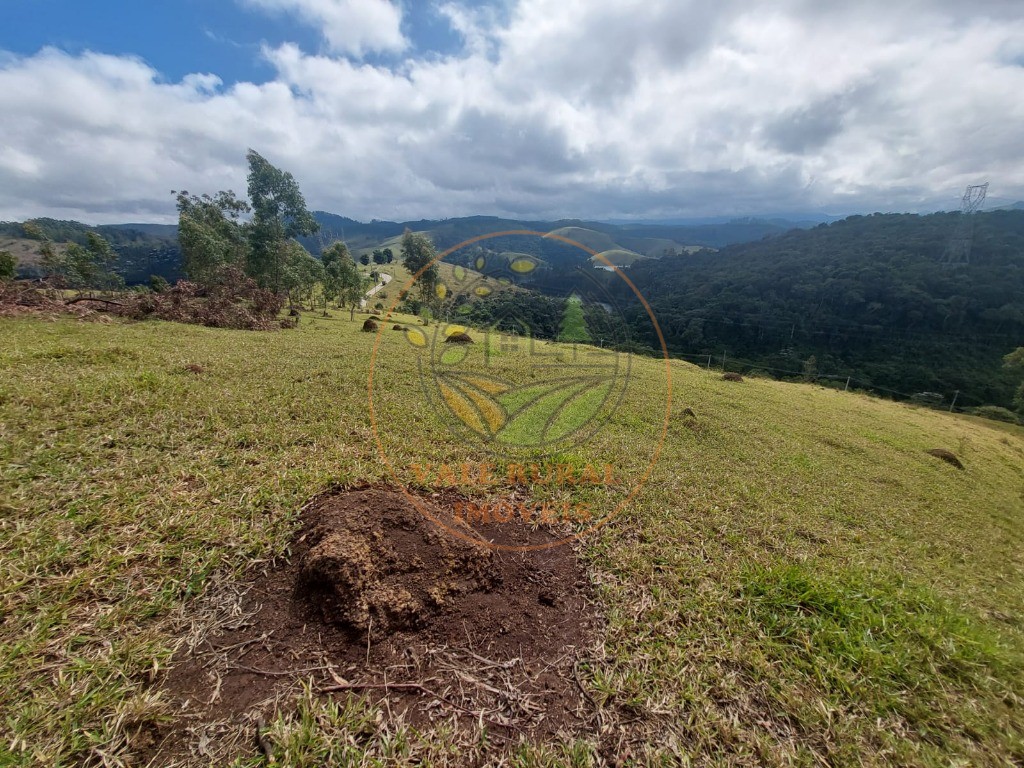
[926, 448, 965, 469]
[144, 485, 598, 765]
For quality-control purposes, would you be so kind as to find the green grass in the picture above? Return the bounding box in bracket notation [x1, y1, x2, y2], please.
[543, 227, 620, 254]
[1, 314, 1023, 765]
[593, 249, 645, 267]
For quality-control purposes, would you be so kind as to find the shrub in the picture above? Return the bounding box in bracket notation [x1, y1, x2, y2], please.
[0, 250, 15, 282]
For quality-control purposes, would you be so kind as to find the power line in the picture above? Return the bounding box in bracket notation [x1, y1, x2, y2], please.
[942, 183, 988, 264]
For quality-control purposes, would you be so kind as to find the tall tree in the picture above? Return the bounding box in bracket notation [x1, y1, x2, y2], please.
[280, 241, 324, 310]
[400, 230, 439, 305]
[62, 232, 121, 292]
[322, 241, 364, 320]
[22, 222, 64, 282]
[174, 190, 250, 284]
[246, 150, 319, 292]
[557, 295, 591, 343]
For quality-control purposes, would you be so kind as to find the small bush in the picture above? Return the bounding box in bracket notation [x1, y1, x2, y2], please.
[0, 250, 16, 282]
[722, 372, 743, 382]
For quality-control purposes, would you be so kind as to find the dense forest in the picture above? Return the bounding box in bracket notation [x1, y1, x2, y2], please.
[611, 210, 1024, 410]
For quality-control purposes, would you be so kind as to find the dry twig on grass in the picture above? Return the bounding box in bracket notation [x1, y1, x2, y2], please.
[320, 681, 520, 733]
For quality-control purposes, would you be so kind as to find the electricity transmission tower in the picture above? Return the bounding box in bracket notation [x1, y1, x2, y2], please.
[943, 182, 988, 264]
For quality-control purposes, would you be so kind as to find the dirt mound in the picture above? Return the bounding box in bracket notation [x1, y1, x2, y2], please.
[927, 448, 965, 469]
[296, 492, 498, 632]
[392, 324, 405, 331]
[362, 317, 379, 332]
[722, 371, 744, 382]
[445, 331, 474, 344]
[146, 486, 598, 765]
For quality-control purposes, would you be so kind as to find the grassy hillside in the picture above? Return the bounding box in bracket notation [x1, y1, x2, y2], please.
[544, 226, 621, 254]
[616, 236, 689, 257]
[594, 248, 645, 267]
[353, 245, 517, 310]
[1, 314, 1022, 765]
[0, 237, 62, 269]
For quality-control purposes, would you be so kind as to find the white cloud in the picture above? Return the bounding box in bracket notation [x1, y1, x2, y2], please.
[1, 1, 1023, 223]
[239, 0, 406, 56]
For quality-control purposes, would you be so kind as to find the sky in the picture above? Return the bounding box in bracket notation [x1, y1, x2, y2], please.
[1, 0, 1023, 224]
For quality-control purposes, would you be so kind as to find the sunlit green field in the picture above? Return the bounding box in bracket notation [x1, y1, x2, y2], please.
[1, 312, 1022, 766]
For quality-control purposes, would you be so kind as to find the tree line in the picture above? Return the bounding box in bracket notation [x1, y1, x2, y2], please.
[612, 210, 1024, 413]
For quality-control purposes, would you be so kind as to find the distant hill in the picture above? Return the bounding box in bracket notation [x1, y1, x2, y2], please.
[614, 210, 1024, 409]
[0, 218, 182, 284]
[301, 213, 796, 268]
[0, 211, 809, 285]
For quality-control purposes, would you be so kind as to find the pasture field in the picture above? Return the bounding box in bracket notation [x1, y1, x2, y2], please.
[1, 311, 1023, 766]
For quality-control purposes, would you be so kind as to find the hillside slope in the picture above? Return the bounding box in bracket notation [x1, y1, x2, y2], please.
[0, 218, 182, 283]
[1, 313, 1022, 765]
[620, 210, 1024, 410]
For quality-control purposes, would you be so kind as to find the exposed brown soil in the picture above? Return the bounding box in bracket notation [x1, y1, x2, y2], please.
[296, 493, 501, 633]
[142, 486, 599, 765]
[722, 372, 744, 382]
[445, 331, 474, 344]
[926, 448, 965, 469]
